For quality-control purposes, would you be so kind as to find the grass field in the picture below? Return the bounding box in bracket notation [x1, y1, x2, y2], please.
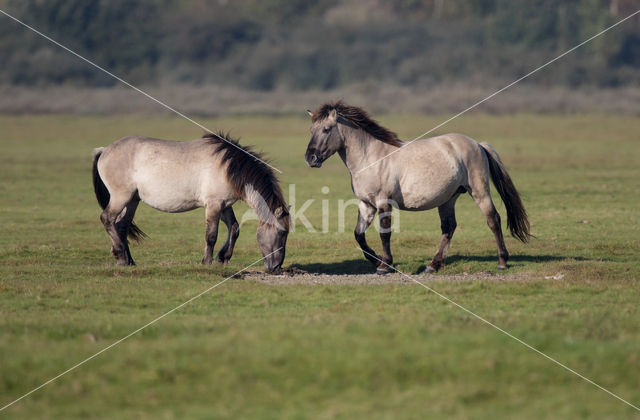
[1, 113, 639, 418]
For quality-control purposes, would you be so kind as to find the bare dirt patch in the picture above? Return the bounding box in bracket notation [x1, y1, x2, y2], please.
[242, 267, 534, 286]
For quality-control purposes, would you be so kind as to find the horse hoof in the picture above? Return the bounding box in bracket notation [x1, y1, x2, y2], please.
[376, 267, 391, 275]
[217, 254, 231, 265]
[424, 266, 436, 274]
[497, 265, 507, 270]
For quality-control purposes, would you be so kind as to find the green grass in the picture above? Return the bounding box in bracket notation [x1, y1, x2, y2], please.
[1, 113, 640, 418]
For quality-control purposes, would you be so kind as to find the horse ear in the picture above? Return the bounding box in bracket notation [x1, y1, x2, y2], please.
[328, 109, 337, 122]
[306, 109, 313, 117]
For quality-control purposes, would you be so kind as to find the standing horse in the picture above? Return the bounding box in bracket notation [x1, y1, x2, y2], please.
[92, 132, 289, 273]
[305, 101, 530, 274]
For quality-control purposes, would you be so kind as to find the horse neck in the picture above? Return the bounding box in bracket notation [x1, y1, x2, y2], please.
[242, 183, 279, 226]
[337, 124, 398, 174]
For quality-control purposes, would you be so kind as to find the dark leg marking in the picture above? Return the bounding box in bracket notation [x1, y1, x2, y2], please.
[100, 193, 137, 266]
[202, 203, 222, 265]
[472, 191, 510, 269]
[487, 208, 509, 269]
[354, 201, 381, 269]
[427, 195, 459, 273]
[216, 207, 240, 264]
[376, 202, 394, 275]
[115, 197, 140, 265]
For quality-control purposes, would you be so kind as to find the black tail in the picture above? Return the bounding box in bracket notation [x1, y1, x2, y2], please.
[480, 143, 531, 243]
[92, 149, 146, 242]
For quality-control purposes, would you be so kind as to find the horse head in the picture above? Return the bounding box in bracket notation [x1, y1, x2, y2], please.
[256, 205, 289, 274]
[305, 108, 344, 168]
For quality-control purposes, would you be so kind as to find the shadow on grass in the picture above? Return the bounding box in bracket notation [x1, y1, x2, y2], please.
[439, 253, 598, 273]
[293, 254, 593, 275]
[445, 254, 585, 264]
[293, 259, 375, 275]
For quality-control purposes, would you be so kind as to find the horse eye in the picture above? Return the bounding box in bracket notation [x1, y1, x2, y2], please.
[323, 127, 331, 133]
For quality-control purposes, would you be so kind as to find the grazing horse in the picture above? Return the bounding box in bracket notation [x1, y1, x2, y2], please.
[92, 132, 289, 273]
[305, 101, 530, 274]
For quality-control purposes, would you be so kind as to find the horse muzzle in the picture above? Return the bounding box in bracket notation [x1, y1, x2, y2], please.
[305, 153, 323, 168]
[265, 260, 283, 275]
[264, 250, 284, 275]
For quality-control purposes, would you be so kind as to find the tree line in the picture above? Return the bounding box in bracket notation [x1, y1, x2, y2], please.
[1, 0, 638, 90]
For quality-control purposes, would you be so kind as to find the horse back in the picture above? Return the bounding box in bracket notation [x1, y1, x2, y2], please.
[97, 136, 236, 213]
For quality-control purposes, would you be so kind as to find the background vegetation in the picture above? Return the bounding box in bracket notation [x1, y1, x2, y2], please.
[1, 0, 639, 96]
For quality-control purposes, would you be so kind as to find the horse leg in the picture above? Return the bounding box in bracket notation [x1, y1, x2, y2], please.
[376, 202, 394, 275]
[202, 202, 222, 265]
[471, 189, 509, 269]
[426, 195, 459, 273]
[100, 193, 134, 266]
[216, 207, 240, 264]
[354, 201, 381, 270]
[115, 196, 140, 266]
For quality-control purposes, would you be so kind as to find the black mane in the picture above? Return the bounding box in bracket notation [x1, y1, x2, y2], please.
[203, 132, 288, 222]
[312, 101, 403, 147]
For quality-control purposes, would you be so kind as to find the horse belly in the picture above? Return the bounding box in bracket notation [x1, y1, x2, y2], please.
[396, 183, 460, 211]
[136, 172, 202, 213]
[395, 167, 463, 210]
[141, 192, 200, 213]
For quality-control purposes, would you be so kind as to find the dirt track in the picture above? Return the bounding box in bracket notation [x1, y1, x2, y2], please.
[243, 268, 534, 285]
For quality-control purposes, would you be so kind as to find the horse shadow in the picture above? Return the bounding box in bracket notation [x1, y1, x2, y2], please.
[293, 254, 590, 275]
[292, 259, 375, 275]
[445, 254, 582, 264]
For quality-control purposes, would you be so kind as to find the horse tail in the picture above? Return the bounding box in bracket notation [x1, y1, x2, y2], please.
[479, 142, 531, 243]
[92, 148, 110, 210]
[125, 220, 146, 242]
[92, 148, 146, 242]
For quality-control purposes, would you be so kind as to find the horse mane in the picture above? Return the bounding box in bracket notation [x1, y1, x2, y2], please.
[203, 132, 288, 226]
[312, 101, 403, 147]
